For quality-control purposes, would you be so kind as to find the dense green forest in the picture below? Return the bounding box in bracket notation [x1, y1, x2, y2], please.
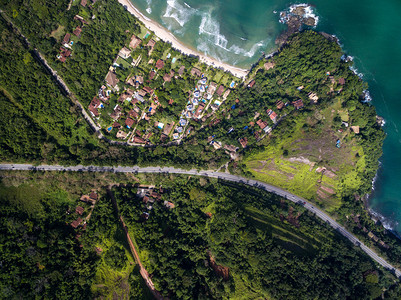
[115, 175, 398, 299]
[0, 172, 151, 299]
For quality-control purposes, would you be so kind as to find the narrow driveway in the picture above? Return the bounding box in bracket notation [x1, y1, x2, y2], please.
[1, 163, 400, 278]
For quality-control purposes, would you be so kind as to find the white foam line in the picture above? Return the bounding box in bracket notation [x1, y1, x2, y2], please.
[118, 0, 249, 79]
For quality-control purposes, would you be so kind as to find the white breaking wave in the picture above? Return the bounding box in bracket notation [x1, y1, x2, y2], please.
[199, 11, 229, 49]
[369, 209, 399, 231]
[146, 0, 152, 14]
[163, 0, 195, 27]
[197, 11, 268, 58]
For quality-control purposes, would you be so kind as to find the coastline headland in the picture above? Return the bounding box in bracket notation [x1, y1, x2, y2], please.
[118, 0, 249, 79]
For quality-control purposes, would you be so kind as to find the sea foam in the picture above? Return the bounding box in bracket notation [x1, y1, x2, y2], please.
[163, 0, 195, 27]
[146, 0, 152, 14]
[197, 11, 267, 58]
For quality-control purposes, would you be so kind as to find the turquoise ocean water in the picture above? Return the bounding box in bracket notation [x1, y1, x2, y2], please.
[131, 0, 401, 233]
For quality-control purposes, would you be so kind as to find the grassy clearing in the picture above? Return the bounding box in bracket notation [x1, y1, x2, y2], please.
[50, 25, 65, 40]
[244, 99, 365, 211]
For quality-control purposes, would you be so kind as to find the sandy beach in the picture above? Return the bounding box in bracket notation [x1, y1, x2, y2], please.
[118, 0, 249, 79]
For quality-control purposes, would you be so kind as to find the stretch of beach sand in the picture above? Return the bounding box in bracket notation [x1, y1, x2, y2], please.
[118, 0, 249, 79]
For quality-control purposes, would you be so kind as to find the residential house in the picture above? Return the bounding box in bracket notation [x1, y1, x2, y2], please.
[113, 122, 122, 128]
[128, 109, 138, 119]
[163, 70, 175, 82]
[88, 97, 103, 117]
[119, 47, 131, 59]
[194, 102, 206, 118]
[149, 70, 156, 80]
[63, 33, 71, 44]
[207, 82, 217, 95]
[256, 119, 268, 130]
[133, 136, 146, 144]
[163, 122, 175, 136]
[125, 118, 135, 128]
[116, 130, 128, 139]
[143, 86, 153, 94]
[216, 85, 225, 97]
[57, 47, 72, 62]
[110, 105, 122, 120]
[213, 141, 222, 150]
[178, 65, 185, 76]
[105, 70, 119, 89]
[247, 80, 255, 88]
[134, 92, 144, 103]
[129, 34, 142, 49]
[292, 99, 304, 110]
[76, 206, 84, 215]
[263, 126, 272, 134]
[239, 137, 248, 148]
[80, 0, 87, 6]
[276, 100, 284, 110]
[74, 15, 88, 25]
[71, 218, 83, 228]
[89, 192, 98, 201]
[222, 89, 231, 100]
[146, 39, 156, 52]
[155, 59, 165, 69]
[164, 201, 175, 209]
[73, 26, 82, 37]
[224, 144, 238, 152]
[308, 92, 319, 103]
[190, 67, 202, 77]
[267, 109, 277, 123]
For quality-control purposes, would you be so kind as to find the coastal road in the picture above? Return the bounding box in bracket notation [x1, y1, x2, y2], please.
[1, 163, 400, 278]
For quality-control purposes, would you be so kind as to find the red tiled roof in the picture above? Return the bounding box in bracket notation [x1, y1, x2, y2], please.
[125, 118, 135, 128]
[276, 100, 284, 110]
[216, 85, 225, 96]
[143, 86, 153, 94]
[292, 99, 304, 110]
[149, 70, 155, 80]
[155, 59, 165, 69]
[63, 33, 71, 44]
[190, 67, 202, 77]
[80, 0, 87, 6]
[239, 137, 248, 148]
[128, 110, 138, 119]
[133, 136, 146, 144]
[71, 218, 82, 228]
[73, 27, 82, 37]
[76, 206, 84, 215]
[248, 80, 255, 88]
[256, 119, 267, 129]
[89, 192, 98, 200]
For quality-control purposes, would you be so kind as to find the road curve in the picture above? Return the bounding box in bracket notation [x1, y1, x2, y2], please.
[1, 163, 400, 278]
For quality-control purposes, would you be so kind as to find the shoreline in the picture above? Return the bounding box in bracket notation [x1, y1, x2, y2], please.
[118, 0, 249, 79]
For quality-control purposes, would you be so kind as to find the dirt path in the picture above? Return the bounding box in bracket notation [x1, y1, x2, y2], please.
[107, 188, 164, 300]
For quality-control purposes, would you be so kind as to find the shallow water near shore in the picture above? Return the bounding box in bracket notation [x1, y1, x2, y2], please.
[131, 0, 401, 233]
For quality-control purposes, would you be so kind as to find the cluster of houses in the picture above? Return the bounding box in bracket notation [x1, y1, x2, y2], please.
[87, 28, 237, 145]
[70, 191, 98, 229]
[57, 0, 93, 63]
[172, 70, 232, 141]
[136, 185, 174, 220]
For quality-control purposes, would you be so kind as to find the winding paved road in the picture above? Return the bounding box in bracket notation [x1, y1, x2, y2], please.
[1, 163, 400, 278]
